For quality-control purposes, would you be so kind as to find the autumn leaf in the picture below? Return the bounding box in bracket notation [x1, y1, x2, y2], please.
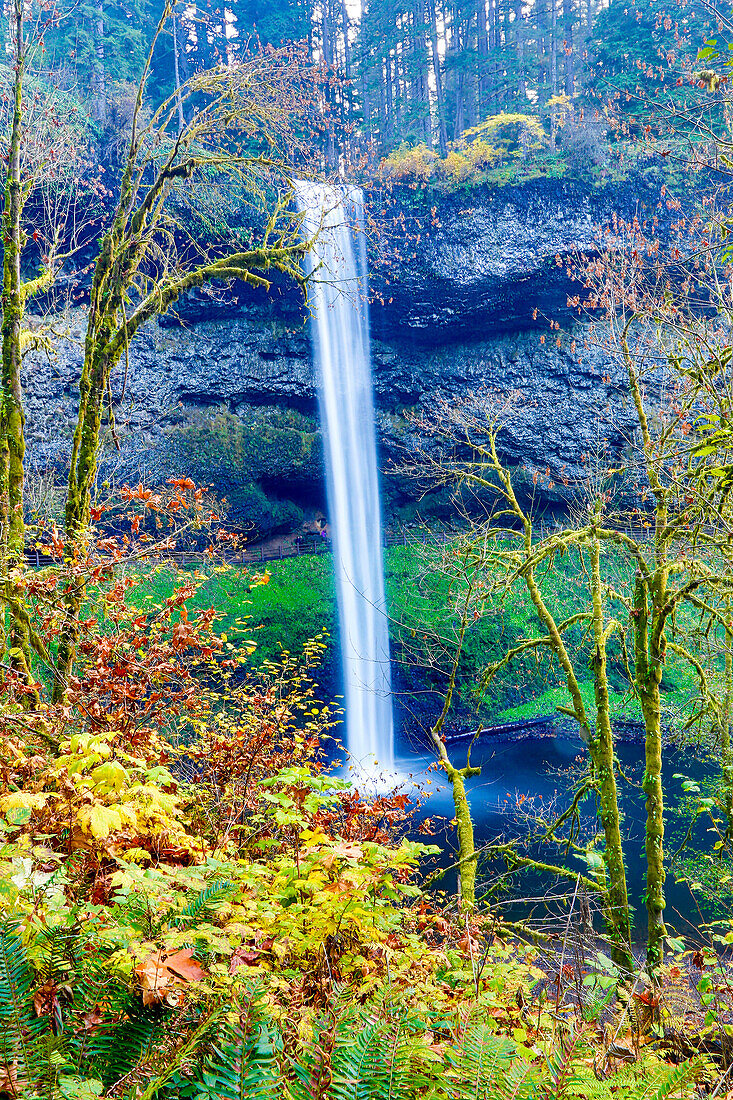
[229, 946, 262, 973]
[86, 804, 123, 840]
[163, 949, 207, 982]
[135, 948, 207, 1007]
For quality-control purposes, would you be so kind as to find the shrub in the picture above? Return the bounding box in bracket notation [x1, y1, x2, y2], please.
[457, 111, 548, 161]
[380, 112, 550, 190]
[380, 141, 440, 183]
[558, 113, 609, 177]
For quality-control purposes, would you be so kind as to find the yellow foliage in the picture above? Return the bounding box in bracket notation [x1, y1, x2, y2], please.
[1, 732, 201, 861]
[380, 113, 549, 187]
[380, 141, 440, 183]
[457, 111, 547, 156]
[1, 790, 48, 812]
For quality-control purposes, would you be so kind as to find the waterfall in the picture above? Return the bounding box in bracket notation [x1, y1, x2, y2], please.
[295, 181, 394, 774]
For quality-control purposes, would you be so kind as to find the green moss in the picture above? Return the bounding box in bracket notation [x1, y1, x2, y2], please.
[172, 406, 322, 536]
[126, 540, 702, 729]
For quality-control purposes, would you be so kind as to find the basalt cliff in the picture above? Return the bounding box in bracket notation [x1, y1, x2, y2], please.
[24, 169, 674, 537]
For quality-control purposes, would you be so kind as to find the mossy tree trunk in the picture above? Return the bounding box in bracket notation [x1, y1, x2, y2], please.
[721, 605, 733, 833]
[408, 421, 633, 958]
[589, 527, 633, 969]
[427, 596, 480, 909]
[632, 570, 667, 966]
[0, 0, 38, 697]
[484, 437, 632, 966]
[622, 337, 670, 968]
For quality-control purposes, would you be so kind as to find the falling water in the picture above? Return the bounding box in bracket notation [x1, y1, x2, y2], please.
[295, 181, 394, 774]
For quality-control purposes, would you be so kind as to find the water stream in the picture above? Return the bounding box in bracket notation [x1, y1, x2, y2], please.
[295, 182, 394, 773]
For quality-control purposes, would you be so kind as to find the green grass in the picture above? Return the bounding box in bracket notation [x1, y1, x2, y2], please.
[125, 540, 699, 729]
[130, 555, 336, 663]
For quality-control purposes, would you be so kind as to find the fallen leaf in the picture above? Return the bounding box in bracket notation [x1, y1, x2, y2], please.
[135, 948, 207, 1006]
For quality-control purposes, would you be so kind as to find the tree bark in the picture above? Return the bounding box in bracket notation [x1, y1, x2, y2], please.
[562, 0, 574, 96]
[723, 608, 733, 832]
[476, 0, 489, 116]
[321, 0, 337, 170]
[428, 0, 448, 155]
[589, 528, 633, 970]
[428, 607, 480, 909]
[0, 0, 38, 694]
[634, 572, 667, 967]
[172, 7, 186, 134]
[551, 0, 558, 94]
[514, 0, 526, 102]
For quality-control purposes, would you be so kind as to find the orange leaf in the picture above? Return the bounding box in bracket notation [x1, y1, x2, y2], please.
[163, 949, 206, 982]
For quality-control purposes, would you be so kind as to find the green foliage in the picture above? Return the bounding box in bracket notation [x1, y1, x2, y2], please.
[586, 0, 720, 128]
[134, 557, 335, 678]
[172, 407, 321, 538]
[42, 0, 156, 107]
[129, 540, 699, 729]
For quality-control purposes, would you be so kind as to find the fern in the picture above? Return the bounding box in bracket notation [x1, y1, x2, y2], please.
[127, 1009, 223, 1100]
[85, 1006, 167, 1086]
[564, 1048, 702, 1100]
[175, 1013, 282, 1100]
[168, 883, 235, 930]
[0, 923, 68, 1099]
[446, 1022, 522, 1100]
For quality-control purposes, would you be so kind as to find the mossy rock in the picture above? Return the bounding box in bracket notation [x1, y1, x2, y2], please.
[168, 405, 322, 535]
[174, 406, 321, 486]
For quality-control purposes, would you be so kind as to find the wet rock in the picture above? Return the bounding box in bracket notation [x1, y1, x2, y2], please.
[22, 173, 671, 525]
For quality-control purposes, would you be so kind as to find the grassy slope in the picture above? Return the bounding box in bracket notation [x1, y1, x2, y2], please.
[131, 541, 696, 728]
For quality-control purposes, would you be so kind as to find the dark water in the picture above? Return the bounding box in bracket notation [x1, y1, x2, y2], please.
[382, 731, 715, 943]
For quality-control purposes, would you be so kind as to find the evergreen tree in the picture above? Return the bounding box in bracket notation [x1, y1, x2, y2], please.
[43, 0, 156, 127]
[229, 0, 312, 49]
[585, 0, 722, 127]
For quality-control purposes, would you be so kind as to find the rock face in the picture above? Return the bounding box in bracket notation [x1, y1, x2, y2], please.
[23, 172, 666, 532]
[369, 170, 671, 341]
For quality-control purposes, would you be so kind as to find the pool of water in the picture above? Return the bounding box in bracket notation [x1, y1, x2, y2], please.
[360, 730, 717, 942]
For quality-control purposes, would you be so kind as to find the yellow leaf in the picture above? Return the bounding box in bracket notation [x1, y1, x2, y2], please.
[83, 804, 123, 840]
[90, 762, 129, 792]
[1, 791, 47, 811]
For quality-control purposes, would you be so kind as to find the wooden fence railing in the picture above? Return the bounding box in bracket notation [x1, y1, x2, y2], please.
[20, 521, 691, 570]
[20, 528, 455, 569]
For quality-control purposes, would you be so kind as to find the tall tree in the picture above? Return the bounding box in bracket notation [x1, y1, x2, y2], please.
[0, 0, 88, 691]
[53, 10, 318, 697]
[44, 0, 156, 126]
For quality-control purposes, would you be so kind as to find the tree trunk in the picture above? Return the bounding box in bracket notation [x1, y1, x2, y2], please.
[386, 53, 397, 147]
[321, 0, 337, 170]
[551, 0, 558, 94]
[428, 0, 448, 155]
[447, 764, 478, 906]
[172, 7, 186, 134]
[562, 0, 574, 96]
[413, 0, 432, 145]
[633, 573, 668, 967]
[724, 610, 733, 832]
[514, 0, 526, 103]
[452, 11, 466, 139]
[476, 0, 488, 117]
[589, 531, 633, 970]
[0, 0, 37, 694]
